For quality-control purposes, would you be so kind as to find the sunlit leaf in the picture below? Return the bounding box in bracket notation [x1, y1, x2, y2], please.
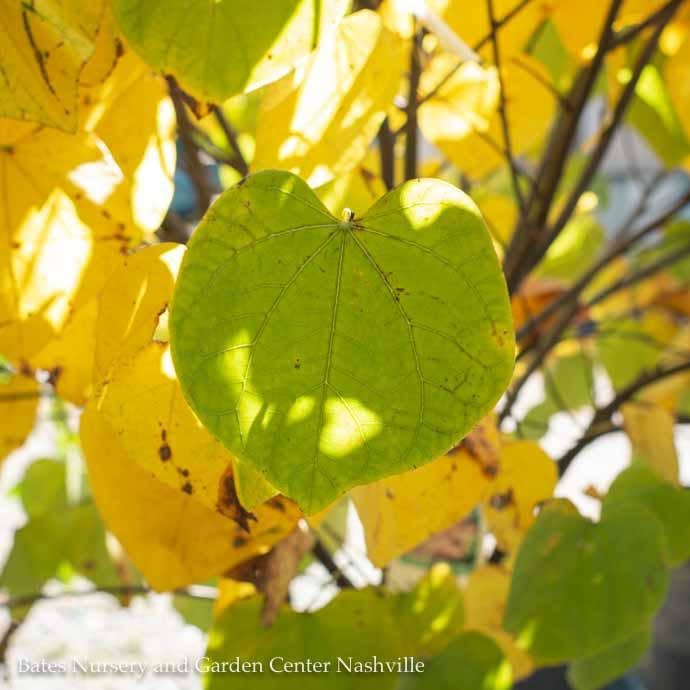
[418, 54, 556, 179]
[252, 10, 406, 186]
[0, 120, 136, 363]
[112, 0, 348, 103]
[170, 170, 514, 513]
[0, 0, 108, 130]
[80, 51, 176, 233]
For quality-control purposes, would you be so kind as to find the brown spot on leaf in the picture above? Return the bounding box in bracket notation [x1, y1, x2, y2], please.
[489, 489, 514, 510]
[217, 466, 257, 533]
[158, 443, 172, 461]
[181, 482, 193, 494]
[450, 423, 500, 478]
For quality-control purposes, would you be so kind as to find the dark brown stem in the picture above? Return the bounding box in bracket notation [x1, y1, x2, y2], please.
[312, 540, 355, 589]
[503, 0, 626, 293]
[530, 2, 678, 276]
[167, 77, 213, 214]
[516, 187, 690, 344]
[212, 105, 249, 177]
[377, 118, 396, 190]
[558, 360, 690, 474]
[404, 30, 422, 181]
[488, 0, 526, 215]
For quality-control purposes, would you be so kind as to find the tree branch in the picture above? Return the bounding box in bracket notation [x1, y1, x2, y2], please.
[516, 186, 690, 344]
[167, 77, 213, 215]
[212, 105, 249, 177]
[503, 0, 625, 293]
[488, 0, 526, 215]
[0, 584, 218, 611]
[404, 30, 422, 181]
[525, 2, 679, 280]
[558, 360, 690, 474]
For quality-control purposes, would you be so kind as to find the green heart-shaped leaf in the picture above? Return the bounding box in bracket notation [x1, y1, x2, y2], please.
[503, 500, 668, 663]
[170, 170, 514, 512]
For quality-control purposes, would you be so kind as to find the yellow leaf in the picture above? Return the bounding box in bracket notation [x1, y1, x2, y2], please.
[314, 160, 387, 218]
[0, 371, 39, 465]
[0, 0, 107, 131]
[30, 299, 99, 405]
[81, 406, 298, 590]
[431, 0, 545, 60]
[80, 51, 176, 233]
[622, 402, 679, 485]
[484, 440, 557, 555]
[93, 244, 184, 386]
[464, 564, 535, 681]
[0, 120, 137, 363]
[213, 579, 257, 618]
[252, 10, 407, 186]
[96, 341, 248, 516]
[28, 243, 181, 406]
[419, 54, 555, 179]
[79, 9, 122, 88]
[352, 417, 499, 567]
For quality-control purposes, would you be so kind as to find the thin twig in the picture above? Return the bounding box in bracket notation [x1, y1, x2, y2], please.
[503, 0, 626, 293]
[312, 539, 355, 589]
[166, 77, 213, 214]
[558, 360, 690, 473]
[404, 30, 422, 181]
[417, 0, 536, 107]
[529, 2, 679, 277]
[212, 105, 249, 177]
[0, 584, 218, 610]
[587, 241, 690, 309]
[516, 186, 690, 344]
[488, 0, 526, 215]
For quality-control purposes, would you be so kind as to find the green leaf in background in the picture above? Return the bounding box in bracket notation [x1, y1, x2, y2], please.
[204, 566, 463, 689]
[503, 500, 668, 663]
[566, 627, 652, 690]
[16, 458, 67, 519]
[1, 504, 116, 598]
[170, 171, 514, 512]
[112, 0, 347, 103]
[604, 464, 690, 566]
[0, 460, 117, 600]
[536, 214, 604, 282]
[520, 351, 594, 440]
[596, 315, 669, 390]
[628, 63, 690, 167]
[174, 594, 214, 631]
[397, 632, 512, 690]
